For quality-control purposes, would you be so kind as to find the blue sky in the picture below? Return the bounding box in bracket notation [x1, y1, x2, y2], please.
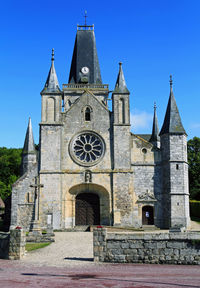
[0, 0, 200, 147]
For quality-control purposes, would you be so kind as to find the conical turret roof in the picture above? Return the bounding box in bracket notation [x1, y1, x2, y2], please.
[150, 103, 160, 143]
[44, 49, 60, 92]
[160, 76, 186, 136]
[68, 25, 102, 84]
[23, 118, 36, 154]
[113, 62, 129, 94]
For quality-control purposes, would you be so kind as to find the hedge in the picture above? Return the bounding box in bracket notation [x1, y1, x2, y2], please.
[190, 200, 200, 218]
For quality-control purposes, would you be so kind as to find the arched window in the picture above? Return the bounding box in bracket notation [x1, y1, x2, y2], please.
[85, 107, 91, 121]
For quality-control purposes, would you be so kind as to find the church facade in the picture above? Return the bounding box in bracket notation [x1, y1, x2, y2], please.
[11, 24, 190, 231]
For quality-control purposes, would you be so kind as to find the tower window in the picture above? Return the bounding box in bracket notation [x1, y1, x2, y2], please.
[85, 107, 91, 121]
[176, 164, 179, 170]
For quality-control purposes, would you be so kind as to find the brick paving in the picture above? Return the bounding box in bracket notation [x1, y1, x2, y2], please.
[0, 260, 200, 288]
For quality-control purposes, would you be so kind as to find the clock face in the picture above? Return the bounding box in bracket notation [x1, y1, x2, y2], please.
[81, 66, 89, 74]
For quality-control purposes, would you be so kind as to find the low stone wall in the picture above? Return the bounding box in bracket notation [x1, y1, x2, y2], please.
[93, 228, 200, 265]
[0, 232, 10, 259]
[26, 232, 55, 243]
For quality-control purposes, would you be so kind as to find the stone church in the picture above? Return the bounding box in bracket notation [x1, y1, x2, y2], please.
[11, 23, 190, 232]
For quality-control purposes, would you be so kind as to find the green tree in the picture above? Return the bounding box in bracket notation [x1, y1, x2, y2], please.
[187, 137, 200, 200]
[0, 147, 22, 200]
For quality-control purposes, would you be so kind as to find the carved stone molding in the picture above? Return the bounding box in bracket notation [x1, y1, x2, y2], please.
[137, 190, 157, 203]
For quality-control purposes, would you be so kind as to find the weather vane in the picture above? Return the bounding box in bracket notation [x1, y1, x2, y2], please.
[51, 48, 54, 62]
[170, 75, 173, 88]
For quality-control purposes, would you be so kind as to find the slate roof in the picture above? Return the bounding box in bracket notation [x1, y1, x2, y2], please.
[68, 26, 102, 84]
[160, 76, 186, 135]
[113, 62, 130, 94]
[43, 49, 60, 93]
[23, 118, 36, 155]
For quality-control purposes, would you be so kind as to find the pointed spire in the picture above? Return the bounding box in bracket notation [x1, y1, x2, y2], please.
[113, 62, 130, 94]
[68, 26, 102, 84]
[160, 75, 186, 136]
[23, 118, 36, 155]
[44, 48, 60, 92]
[150, 102, 160, 146]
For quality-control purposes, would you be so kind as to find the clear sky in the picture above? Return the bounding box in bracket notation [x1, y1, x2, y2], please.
[0, 0, 200, 147]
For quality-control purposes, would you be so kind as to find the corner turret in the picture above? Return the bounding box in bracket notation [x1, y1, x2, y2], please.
[22, 118, 37, 174]
[112, 62, 131, 169]
[160, 76, 190, 229]
[41, 49, 62, 123]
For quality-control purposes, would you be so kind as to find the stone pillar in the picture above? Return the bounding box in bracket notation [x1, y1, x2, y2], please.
[9, 228, 26, 260]
[93, 227, 107, 262]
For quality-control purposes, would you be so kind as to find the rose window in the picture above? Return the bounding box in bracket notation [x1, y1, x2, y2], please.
[70, 132, 105, 166]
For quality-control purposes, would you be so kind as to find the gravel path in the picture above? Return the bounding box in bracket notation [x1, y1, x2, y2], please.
[190, 220, 200, 230]
[22, 232, 95, 267]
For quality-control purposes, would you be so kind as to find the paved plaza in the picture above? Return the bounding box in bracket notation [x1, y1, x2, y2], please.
[0, 232, 200, 287]
[0, 259, 200, 288]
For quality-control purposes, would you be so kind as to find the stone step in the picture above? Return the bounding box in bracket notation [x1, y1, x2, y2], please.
[63, 225, 90, 232]
[142, 225, 160, 231]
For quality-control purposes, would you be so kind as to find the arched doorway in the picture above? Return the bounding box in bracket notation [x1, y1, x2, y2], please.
[75, 193, 100, 225]
[142, 205, 154, 225]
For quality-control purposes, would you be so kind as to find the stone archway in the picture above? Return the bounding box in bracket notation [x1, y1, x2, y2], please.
[69, 183, 110, 227]
[75, 193, 100, 225]
[142, 205, 154, 225]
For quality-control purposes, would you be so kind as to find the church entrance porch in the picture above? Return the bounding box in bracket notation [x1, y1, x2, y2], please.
[75, 193, 100, 225]
[142, 206, 154, 225]
[68, 183, 110, 228]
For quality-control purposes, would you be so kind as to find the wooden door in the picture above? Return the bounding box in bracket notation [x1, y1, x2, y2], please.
[142, 206, 154, 225]
[75, 193, 100, 225]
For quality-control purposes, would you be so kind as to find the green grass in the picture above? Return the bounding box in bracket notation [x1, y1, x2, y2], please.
[191, 216, 200, 224]
[25, 242, 51, 252]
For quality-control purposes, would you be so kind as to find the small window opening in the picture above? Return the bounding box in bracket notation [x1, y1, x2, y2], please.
[142, 148, 147, 154]
[27, 192, 30, 203]
[85, 107, 91, 121]
[176, 164, 179, 170]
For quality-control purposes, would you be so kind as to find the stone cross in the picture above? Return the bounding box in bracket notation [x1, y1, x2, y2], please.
[30, 177, 44, 198]
[30, 177, 44, 221]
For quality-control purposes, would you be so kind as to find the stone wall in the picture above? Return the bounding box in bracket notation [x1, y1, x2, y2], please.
[11, 164, 37, 230]
[93, 228, 200, 265]
[0, 232, 9, 259]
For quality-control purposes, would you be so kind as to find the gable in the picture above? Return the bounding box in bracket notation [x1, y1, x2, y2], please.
[64, 91, 110, 123]
[63, 91, 111, 137]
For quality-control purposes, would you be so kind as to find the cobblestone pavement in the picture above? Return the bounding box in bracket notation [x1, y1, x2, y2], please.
[0, 231, 200, 287]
